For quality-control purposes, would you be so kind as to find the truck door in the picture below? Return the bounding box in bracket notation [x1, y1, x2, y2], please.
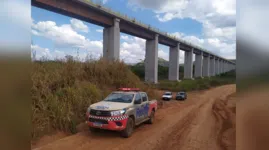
[140, 92, 150, 119]
[134, 93, 144, 123]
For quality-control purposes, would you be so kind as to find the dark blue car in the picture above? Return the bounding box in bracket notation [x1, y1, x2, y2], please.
[176, 92, 187, 100]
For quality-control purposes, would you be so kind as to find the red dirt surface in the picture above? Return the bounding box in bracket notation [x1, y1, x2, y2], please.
[32, 85, 236, 150]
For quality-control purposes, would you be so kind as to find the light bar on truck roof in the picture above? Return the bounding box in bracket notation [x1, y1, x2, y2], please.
[118, 88, 140, 92]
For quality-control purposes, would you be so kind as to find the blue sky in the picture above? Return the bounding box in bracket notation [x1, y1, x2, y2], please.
[31, 0, 236, 63]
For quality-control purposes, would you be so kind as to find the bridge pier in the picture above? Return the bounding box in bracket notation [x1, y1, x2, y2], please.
[220, 60, 224, 74]
[216, 59, 220, 75]
[210, 56, 215, 76]
[145, 34, 159, 83]
[194, 52, 203, 78]
[169, 43, 180, 81]
[203, 55, 210, 77]
[103, 18, 120, 61]
[223, 61, 227, 73]
[184, 48, 194, 79]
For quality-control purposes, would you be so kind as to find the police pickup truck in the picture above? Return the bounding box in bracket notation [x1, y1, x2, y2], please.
[86, 88, 158, 138]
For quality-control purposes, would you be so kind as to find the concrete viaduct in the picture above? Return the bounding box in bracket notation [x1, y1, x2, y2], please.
[32, 0, 236, 83]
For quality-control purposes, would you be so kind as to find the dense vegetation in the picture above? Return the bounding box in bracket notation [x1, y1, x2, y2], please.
[31, 58, 157, 139]
[32, 57, 235, 140]
[157, 70, 236, 92]
[129, 60, 184, 80]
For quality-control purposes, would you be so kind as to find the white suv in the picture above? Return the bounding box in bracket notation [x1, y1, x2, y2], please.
[162, 92, 173, 101]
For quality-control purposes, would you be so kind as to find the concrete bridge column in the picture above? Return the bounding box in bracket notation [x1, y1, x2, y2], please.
[216, 58, 220, 75]
[210, 56, 215, 76]
[103, 18, 120, 61]
[184, 48, 194, 79]
[145, 34, 159, 83]
[194, 52, 203, 78]
[224, 62, 228, 72]
[219, 60, 222, 74]
[203, 55, 210, 77]
[221, 60, 224, 74]
[169, 43, 180, 81]
[223, 61, 226, 73]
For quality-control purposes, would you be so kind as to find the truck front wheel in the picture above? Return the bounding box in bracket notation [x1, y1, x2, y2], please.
[121, 117, 134, 138]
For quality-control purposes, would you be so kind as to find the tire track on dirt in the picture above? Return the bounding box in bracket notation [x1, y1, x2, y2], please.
[154, 85, 235, 150]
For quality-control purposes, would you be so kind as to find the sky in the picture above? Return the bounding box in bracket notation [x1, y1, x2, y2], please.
[31, 0, 236, 64]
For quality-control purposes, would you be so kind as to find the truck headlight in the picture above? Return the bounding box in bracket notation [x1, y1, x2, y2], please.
[111, 109, 126, 116]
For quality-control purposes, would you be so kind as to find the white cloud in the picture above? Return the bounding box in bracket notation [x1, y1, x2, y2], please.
[96, 29, 103, 33]
[120, 36, 146, 63]
[32, 19, 103, 59]
[121, 35, 130, 41]
[54, 50, 66, 59]
[102, 0, 109, 4]
[120, 35, 184, 64]
[31, 44, 52, 60]
[70, 18, 89, 33]
[170, 31, 235, 59]
[128, 0, 236, 59]
[158, 49, 169, 60]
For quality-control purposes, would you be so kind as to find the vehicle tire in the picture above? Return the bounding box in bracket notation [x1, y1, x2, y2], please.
[89, 127, 99, 132]
[121, 117, 134, 138]
[147, 110, 155, 124]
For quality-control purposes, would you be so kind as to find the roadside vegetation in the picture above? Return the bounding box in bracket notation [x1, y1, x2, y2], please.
[32, 57, 235, 140]
[31, 58, 157, 140]
[157, 70, 236, 92]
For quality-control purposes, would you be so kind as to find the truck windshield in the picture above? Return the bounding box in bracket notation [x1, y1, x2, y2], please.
[104, 93, 134, 103]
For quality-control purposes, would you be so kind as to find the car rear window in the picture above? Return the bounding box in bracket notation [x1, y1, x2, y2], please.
[164, 92, 172, 95]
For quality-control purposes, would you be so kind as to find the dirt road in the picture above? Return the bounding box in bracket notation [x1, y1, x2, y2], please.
[33, 85, 236, 150]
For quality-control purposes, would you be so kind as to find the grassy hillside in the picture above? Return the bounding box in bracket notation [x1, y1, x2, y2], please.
[31, 58, 157, 139]
[157, 70, 236, 92]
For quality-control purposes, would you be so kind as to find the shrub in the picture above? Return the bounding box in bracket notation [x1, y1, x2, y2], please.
[31, 59, 145, 139]
[157, 70, 235, 92]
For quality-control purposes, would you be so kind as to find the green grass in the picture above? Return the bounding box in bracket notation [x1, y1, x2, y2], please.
[157, 71, 235, 92]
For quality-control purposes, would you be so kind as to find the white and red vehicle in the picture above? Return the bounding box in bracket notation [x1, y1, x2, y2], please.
[86, 88, 157, 138]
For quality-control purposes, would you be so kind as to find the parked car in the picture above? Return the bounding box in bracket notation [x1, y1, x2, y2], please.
[162, 92, 173, 101]
[86, 88, 157, 138]
[176, 91, 187, 100]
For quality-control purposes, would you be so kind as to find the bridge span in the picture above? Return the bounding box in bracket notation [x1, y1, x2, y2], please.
[32, 0, 236, 83]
